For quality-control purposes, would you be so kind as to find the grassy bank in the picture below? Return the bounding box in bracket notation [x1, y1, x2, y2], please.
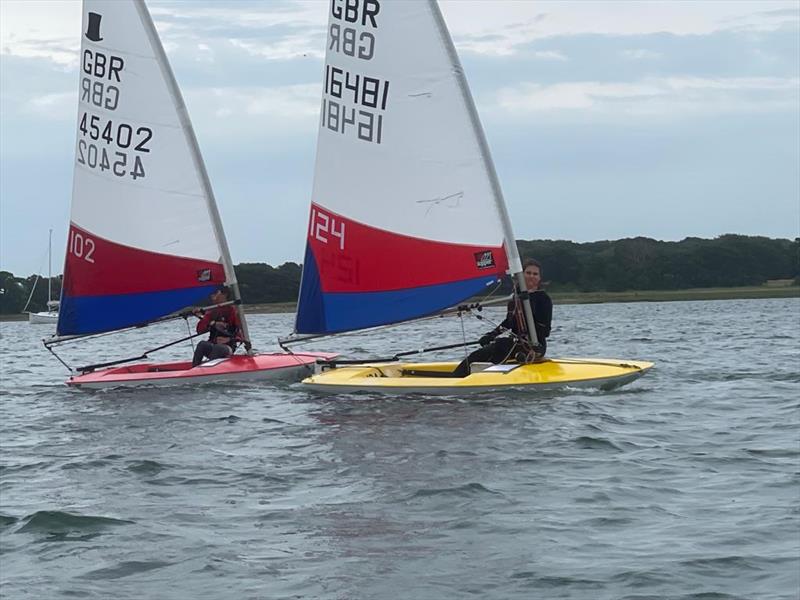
[550, 285, 800, 305]
[2, 286, 796, 321]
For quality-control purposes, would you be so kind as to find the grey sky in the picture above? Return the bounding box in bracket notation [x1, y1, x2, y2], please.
[1, 0, 798, 276]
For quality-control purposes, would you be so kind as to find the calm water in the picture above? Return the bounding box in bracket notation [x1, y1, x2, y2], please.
[1, 298, 798, 599]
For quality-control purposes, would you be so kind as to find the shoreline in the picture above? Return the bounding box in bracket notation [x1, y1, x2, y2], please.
[240, 286, 798, 314]
[2, 286, 796, 322]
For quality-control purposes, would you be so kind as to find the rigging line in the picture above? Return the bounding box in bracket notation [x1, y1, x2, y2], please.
[466, 307, 530, 354]
[186, 318, 196, 352]
[22, 246, 51, 313]
[317, 339, 482, 366]
[21, 277, 39, 314]
[511, 292, 531, 352]
[279, 309, 461, 347]
[390, 338, 481, 359]
[459, 310, 468, 361]
[74, 330, 207, 373]
[44, 327, 132, 348]
[46, 344, 73, 373]
[476, 279, 505, 305]
[467, 287, 538, 353]
[280, 293, 514, 348]
[279, 343, 317, 373]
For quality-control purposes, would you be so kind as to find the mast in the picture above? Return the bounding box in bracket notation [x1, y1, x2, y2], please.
[427, 0, 539, 348]
[47, 228, 53, 306]
[134, 0, 251, 350]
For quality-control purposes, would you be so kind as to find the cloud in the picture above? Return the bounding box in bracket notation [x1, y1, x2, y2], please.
[229, 36, 324, 61]
[4, 1, 798, 68]
[721, 7, 800, 33]
[149, 1, 326, 60]
[206, 83, 319, 118]
[440, 0, 799, 57]
[182, 83, 321, 137]
[621, 49, 663, 61]
[494, 76, 800, 116]
[149, 1, 323, 31]
[195, 43, 214, 63]
[27, 91, 76, 118]
[533, 50, 568, 61]
[0, 0, 80, 67]
[0, 0, 327, 68]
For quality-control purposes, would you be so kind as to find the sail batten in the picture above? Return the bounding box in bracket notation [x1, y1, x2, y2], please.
[295, 0, 511, 335]
[58, 0, 242, 337]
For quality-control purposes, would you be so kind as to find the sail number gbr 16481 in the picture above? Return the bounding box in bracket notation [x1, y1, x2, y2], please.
[321, 66, 388, 144]
[77, 112, 150, 179]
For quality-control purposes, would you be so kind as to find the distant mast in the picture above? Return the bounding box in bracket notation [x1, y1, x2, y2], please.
[47, 228, 53, 307]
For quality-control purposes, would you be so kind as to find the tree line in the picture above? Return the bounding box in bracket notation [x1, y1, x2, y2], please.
[2, 235, 797, 314]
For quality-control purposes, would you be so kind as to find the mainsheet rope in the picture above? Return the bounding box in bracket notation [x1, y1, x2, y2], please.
[45, 300, 246, 373]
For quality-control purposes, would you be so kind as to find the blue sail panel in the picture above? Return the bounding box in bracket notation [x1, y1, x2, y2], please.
[295, 247, 499, 334]
[58, 285, 219, 336]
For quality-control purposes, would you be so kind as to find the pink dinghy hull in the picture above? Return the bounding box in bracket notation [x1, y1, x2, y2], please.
[66, 352, 338, 389]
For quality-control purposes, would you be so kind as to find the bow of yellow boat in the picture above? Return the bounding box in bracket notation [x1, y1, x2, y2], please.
[301, 358, 654, 394]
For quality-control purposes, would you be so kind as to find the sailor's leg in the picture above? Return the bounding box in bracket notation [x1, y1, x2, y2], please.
[208, 343, 233, 361]
[489, 338, 518, 363]
[452, 343, 499, 377]
[192, 340, 213, 367]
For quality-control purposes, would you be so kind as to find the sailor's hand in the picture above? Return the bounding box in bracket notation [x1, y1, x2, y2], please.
[192, 308, 203, 317]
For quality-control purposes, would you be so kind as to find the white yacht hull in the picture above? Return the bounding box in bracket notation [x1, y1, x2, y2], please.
[29, 311, 59, 324]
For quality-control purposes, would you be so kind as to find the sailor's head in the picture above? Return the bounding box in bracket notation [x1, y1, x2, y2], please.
[522, 258, 542, 291]
[211, 285, 231, 304]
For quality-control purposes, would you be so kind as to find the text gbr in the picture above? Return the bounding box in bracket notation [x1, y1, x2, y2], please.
[82, 50, 123, 110]
[330, 0, 379, 60]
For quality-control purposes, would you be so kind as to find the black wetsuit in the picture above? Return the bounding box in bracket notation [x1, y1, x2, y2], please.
[452, 291, 553, 377]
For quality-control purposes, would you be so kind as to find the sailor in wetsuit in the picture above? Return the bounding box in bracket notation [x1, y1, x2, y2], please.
[452, 258, 553, 377]
[191, 286, 243, 367]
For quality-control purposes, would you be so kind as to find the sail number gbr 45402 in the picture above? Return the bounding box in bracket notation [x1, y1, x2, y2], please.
[77, 112, 150, 180]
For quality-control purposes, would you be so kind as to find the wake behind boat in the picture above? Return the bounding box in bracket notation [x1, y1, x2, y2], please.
[45, 0, 333, 387]
[282, 0, 652, 395]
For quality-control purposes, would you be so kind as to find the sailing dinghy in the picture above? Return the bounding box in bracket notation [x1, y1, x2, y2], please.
[283, 0, 652, 395]
[44, 0, 334, 389]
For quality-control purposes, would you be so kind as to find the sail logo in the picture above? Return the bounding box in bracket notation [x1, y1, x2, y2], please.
[474, 251, 495, 270]
[197, 269, 212, 282]
[85, 12, 103, 42]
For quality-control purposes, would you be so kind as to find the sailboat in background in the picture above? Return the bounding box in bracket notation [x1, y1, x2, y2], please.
[44, 0, 334, 388]
[25, 229, 60, 325]
[284, 0, 652, 394]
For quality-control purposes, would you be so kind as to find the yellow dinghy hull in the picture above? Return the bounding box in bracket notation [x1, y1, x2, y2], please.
[302, 358, 654, 395]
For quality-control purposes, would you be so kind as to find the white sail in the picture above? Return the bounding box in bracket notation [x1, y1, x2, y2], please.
[296, 0, 524, 335]
[312, 0, 507, 245]
[59, 0, 246, 337]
